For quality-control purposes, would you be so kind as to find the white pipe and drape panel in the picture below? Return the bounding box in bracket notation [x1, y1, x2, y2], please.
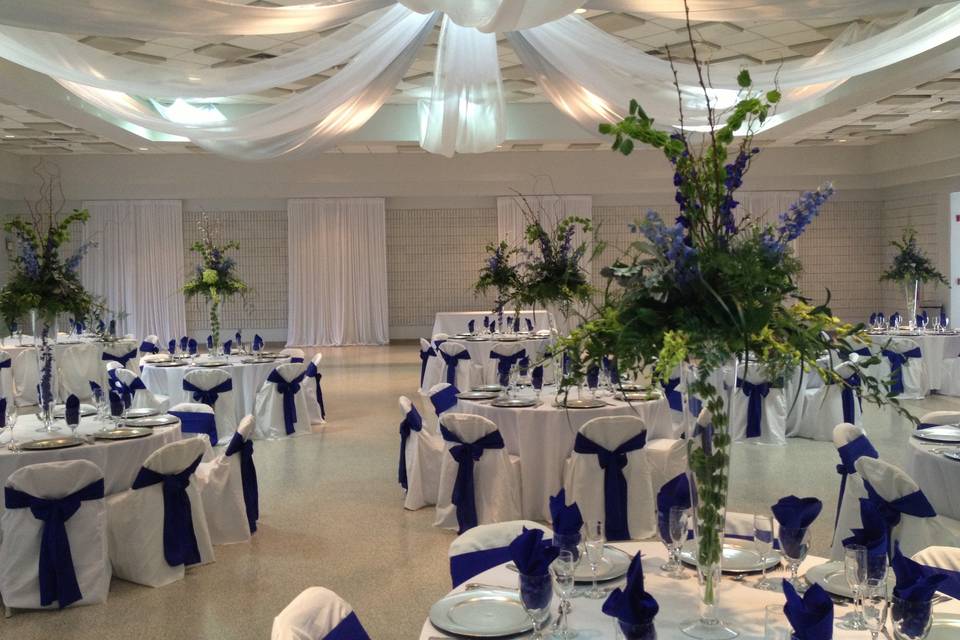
[496, 194, 592, 251]
[286, 198, 389, 346]
[80, 200, 186, 339]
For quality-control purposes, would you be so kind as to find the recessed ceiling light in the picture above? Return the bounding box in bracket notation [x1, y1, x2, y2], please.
[574, 7, 587, 13]
[138, 147, 149, 151]
[3, 135, 14, 138]
[838, 139, 848, 142]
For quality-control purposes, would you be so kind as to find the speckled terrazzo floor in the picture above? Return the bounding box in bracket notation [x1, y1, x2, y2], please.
[2, 344, 957, 639]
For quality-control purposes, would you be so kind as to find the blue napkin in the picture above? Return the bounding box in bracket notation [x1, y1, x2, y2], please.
[89, 381, 102, 401]
[206, 335, 213, 350]
[525, 318, 534, 332]
[531, 366, 544, 390]
[783, 580, 833, 640]
[878, 312, 885, 324]
[513, 317, 520, 332]
[235, 331, 242, 344]
[467, 320, 475, 333]
[843, 499, 889, 562]
[223, 340, 233, 355]
[870, 313, 877, 325]
[916, 314, 924, 327]
[549, 489, 583, 536]
[167, 339, 176, 355]
[108, 319, 116, 335]
[892, 543, 947, 637]
[0, 398, 6, 427]
[772, 495, 822, 529]
[253, 334, 263, 352]
[65, 394, 80, 426]
[941, 310, 948, 327]
[602, 554, 659, 628]
[483, 316, 490, 329]
[586, 365, 600, 389]
[188, 338, 198, 355]
[180, 336, 188, 351]
[656, 473, 691, 542]
[7, 321, 17, 334]
[96, 320, 105, 333]
[509, 527, 559, 576]
[108, 390, 123, 417]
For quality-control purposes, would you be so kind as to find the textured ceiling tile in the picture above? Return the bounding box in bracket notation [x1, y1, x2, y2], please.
[877, 95, 932, 105]
[588, 13, 647, 33]
[861, 113, 910, 122]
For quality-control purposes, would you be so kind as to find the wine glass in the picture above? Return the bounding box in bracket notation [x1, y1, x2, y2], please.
[657, 506, 688, 577]
[777, 526, 811, 591]
[862, 578, 890, 640]
[3, 408, 17, 452]
[840, 544, 868, 630]
[753, 513, 777, 591]
[518, 572, 553, 640]
[551, 549, 576, 640]
[584, 520, 606, 599]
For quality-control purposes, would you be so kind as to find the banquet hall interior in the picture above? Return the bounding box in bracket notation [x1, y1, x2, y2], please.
[2, 1, 960, 640]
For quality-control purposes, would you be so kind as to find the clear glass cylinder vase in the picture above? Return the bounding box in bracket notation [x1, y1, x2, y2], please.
[904, 280, 919, 330]
[30, 309, 58, 432]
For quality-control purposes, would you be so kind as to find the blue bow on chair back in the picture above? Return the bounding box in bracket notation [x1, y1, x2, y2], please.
[267, 369, 305, 435]
[304, 361, 326, 420]
[170, 410, 218, 445]
[862, 480, 936, 557]
[102, 348, 137, 368]
[397, 405, 423, 491]
[325, 612, 371, 640]
[132, 455, 203, 567]
[138, 340, 158, 354]
[440, 425, 505, 533]
[838, 373, 862, 424]
[225, 432, 258, 534]
[430, 385, 459, 415]
[490, 349, 526, 387]
[736, 377, 771, 438]
[182, 378, 232, 408]
[573, 431, 648, 540]
[881, 346, 922, 396]
[833, 434, 878, 529]
[419, 345, 436, 388]
[440, 349, 471, 385]
[450, 545, 515, 588]
[4, 478, 104, 608]
[663, 377, 683, 412]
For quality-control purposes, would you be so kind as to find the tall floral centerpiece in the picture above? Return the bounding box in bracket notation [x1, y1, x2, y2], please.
[183, 214, 247, 352]
[474, 240, 521, 331]
[879, 227, 947, 328]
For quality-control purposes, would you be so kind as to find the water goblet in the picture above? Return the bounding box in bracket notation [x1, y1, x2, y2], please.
[584, 520, 606, 599]
[777, 526, 810, 592]
[551, 550, 577, 640]
[519, 572, 553, 640]
[753, 513, 777, 591]
[839, 544, 868, 630]
[657, 507, 688, 577]
[4, 409, 17, 451]
[891, 596, 934, 640]
[763, 603, 791, 640]
[862, 578, 890, 640]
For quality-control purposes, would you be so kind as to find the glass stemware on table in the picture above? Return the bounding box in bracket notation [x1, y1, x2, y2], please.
[551, 549, 577, 640]
[657, 506, 688, 578]
[3, 407, 17, 451]
[840, 544, 870, 630]
[584, 520, 606, 599]
[777, 526, 811, 592]
[519, 571, 553, 640]
[753, 513, 778, 591]
[862, 578, 890, 640]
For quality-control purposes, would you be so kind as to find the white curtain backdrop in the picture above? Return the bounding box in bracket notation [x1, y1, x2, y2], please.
[497, 194, 592, 249]
[287, 198, 389, 346]
[80, 200, 186, 340]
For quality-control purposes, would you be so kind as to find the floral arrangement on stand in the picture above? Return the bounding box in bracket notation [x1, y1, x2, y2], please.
[183, 213, 247, 352]
[879, 227, 947, 327]
[474, 240, 521, 331]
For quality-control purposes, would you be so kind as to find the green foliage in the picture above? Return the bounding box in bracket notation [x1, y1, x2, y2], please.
[879, 226, 948, 286]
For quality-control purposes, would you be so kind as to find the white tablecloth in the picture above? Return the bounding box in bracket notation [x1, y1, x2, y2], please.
[0, 414, 181, 498]
[420, 540, 960, 639]
[432, 310, 552, 337]
[456, 389, 675, 520]
[905, 437, 960, 520]
[866, 331, 960, 390]
[423, 336, 554, 390]
[141, 356, 286, 418]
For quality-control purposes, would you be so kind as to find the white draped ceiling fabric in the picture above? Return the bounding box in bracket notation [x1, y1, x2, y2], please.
[286, 198, 389, 346]
[80, 200, 187, 340]
[0, 0, 958, 158]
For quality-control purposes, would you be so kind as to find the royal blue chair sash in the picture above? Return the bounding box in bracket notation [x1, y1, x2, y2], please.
[837, 373, 862, 424]
[4, 478, 104, 608]
[736, 378, 770, 438]
[138, 340, 159, 354]
[882, 347, 922, 396]
[573, 431, 648, 541]
[101, 348, 137, 368]
[419, 345, 436, 388]
[397, 406, 423, 491]
[182, 378, 233, 408]
[440, 425, 505, 534]
[664, 377, 683, 412]
[833, 434, 879, 529]
[490, 349, 526, 387]
[440, 350, 471, 385]
[132, 454, 204, 567]
[450, 546, 513, 588]
[325, 611, 371, 640]
[225, 432, 258, 534]
[267, 369, 305, 435]
[170, 410, 218, 446]
[304, 361, 326, 420]
[863, 480, 936, 556]
[0, 357, 12, 370]
[430, 385, 459, 415]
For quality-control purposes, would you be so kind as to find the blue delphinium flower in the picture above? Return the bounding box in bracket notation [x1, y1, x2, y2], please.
[65, 240, 96, 273]
[642, 211, 697, 282]
[777, 183, 834, 242]
[17, 236, 40, 279]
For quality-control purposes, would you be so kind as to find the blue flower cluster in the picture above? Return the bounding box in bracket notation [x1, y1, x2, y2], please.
[719, 148, 759, 235]
[65, 241, 96, 274]
[16, 236, 40, 279]
[777, 183, 834, 242]
[641, 211, 697, 283]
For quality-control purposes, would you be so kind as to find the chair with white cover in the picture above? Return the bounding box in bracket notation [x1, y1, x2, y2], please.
[182, 368, 237, 444]
[254, 362, 311, 439]
[938, 356, 960, 396]
[271, 587, 370, 640]
[437, 341, 477, 391]
[12, 348, 40, 406]
[57, 344, 101, 403]
[303, 353, 326, 425]
[0, 460, 109, 610]
[138, 334, 161, 357]
[0, 350, 14, 406]
[729, 363, 787, 445]
[449, 520, 553, 587]
[169, 402, 220, 446]
[797, 361, 862, 441]
[397, 396, 443, 511]
[100, 339, 139, 374]
[487, 342, 527, 387]
[434, 413, 521, 533]
[279, 348, 305, 363]
[917, 411, 960, 429]
[195, 415, 258, 545]
[426, 382, 459, 434]
[830, 423, 880, 559]
[880, 337, 928, 400]
[419, 338, 440, 393]
[111, 367, 170, 413]
[106, 438, 214, 587]
[911, 546, 960, 578]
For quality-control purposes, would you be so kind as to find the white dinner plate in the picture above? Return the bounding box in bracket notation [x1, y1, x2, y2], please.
[457, 391, 500, 400]
[490, 398, 539, 408]
[804, 561, 895, 599]
[429, 588, 533, 638]
[52, 403, 97, 418]
[680, 539, 781, 574]
[123, 414, 179, 428]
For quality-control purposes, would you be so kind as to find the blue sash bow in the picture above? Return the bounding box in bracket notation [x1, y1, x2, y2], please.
[132, 455, 204, 567]
[440, 350, 471, 385]
[490, 349, 526, 387]
[267, 369, 305, 435]
[138, 340, 158, 354]
[833, 435, 879, 529]
[225, 432, 258, 534]
[397, 406, 423, 491]
[304, 362, 326, 420]
[325, 611, 370, 640]
[182, 378, 233, 408]
[4, 478, 105, 608]
[0, 357, 11, 369]
[116, 374, 147, 407]
[170, 410, 218, 445]
[664, 377, 682, 412]
[430, 385, 459, 415]
[101, 348, 137, 368]
[450, 546, 513, 587]
[419, 346, 435, 388]
[882, 347, 922, 396]
[838, 373, 862, 424]
[440, 425, 505, 533]
[736, 378, 770, 438]
[573, 431, 648, 541]
[863, 480, 936, 555]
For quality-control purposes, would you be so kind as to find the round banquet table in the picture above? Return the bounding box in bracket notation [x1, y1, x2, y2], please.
[905, 437, 960, 520]
[141, 355, 287, 418]
[455, 388, 676, 521]
[865, 330, 960, 391]
[420, 540, 960, 639]
[423, 335, 554, 390]
[432, 310, 552, 337]
[0, 414, 182, 501]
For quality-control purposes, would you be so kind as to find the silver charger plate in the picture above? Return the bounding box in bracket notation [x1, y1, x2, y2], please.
[680, 539, 781, 574]
[490, 398, 539, 408]
[124, 407, 159, 419]
[495, 335, 524, 342]
[20, 436, 86, 451]
[944, 450, 960, 462]
[123, 414, 179, 428]
[555, 398, 607, 409]
[457, 391, 501, 401]
[617, 384, 649, 393]
[196, 361, 230, 368]
[614, 391, 661, 402]
[152, 361, 186, 368]
[52, 404, 97, 418]
[913, 425, 960, 444]
[94, 427, 153, 440]
[429, 588, 533, 638]
[573, 545, 632, 582]
[465, 336, 490, 342]
[930, 616, 960, 640]
[242, 357, 277, 364]
[472, 385, 503, 393]
[805, 561, 895, 599]
[455, 333, 473, 338]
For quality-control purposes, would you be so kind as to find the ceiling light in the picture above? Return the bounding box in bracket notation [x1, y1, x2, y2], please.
[138, 147, 149, 151]
[3, 135, 13, 138]
[574, 8, 587, 13]
[151, 98, 226, 125]
[838, 139, 848, 142]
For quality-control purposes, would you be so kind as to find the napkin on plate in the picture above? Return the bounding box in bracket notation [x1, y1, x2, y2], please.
[253, 334, 263, 351]
[188, 338, 198, 355]
[0, 397, 6, 427]
[892, 542, 948, 637]
[549, 489, 583, 536]
[656, 473, 691, 541]
[509, 527, 558, 576]
[206, 335, 213, 349]
[65, 394, 80, 426]
[772, 495, 822, 529]
[235, 331, 242, 344]
[179, 336, 188, 351]
[782, 580, 833, 640]
[467, 320, 475, 334]
[531, 366, 544, 390]
[167, 339, 176, 355]
[223, 340, 233, 355]
[843, 499, 889, 561]
[108, 390, 123, 417]
[602, 553, 659, 627]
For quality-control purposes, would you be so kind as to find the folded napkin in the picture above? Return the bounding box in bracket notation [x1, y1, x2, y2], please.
[89, 381, 102, 401]
[235, 331, 242, 344]
[97, 320, 105, 333]
[206, 335, 213, 349]
[531, 366, 544, 390]
[656, 473, 691, 542]
[167, 339, 176, 355]
[108, 319, 116, 335]
[483, 316, 490, 329]
[870, 313, 877, 325]
[65, 394, 80, 426]
[188, 338, 198, 355]
[892, 542, 947, 637]
[843, 499, 889, 562]
[783, 580, 833, 640]
[525, 318, 534, 332]
[509, 527, 558, 576]
[602, 553, 659, 629]
[180, 336, 188, 351]
[586, 365, 600, 389]
[549, 489, 583, 536]
[253, 334, 264, 351]
[467, 320, 475, 333]
[223, 340, 233, 355]
[772, 495, 823, 529]
[108, 390, 123, 417]
[0, 397, 6, 427]
[941, 310, 948, 327]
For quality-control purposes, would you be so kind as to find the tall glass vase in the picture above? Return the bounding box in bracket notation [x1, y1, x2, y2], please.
[208, 293, 221, 356]
[904, 280, 919, 329]
[30, 309, 59, 432]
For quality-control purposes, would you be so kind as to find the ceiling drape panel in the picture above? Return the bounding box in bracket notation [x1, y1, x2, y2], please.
[287, 198, 389, 346]
[400, 0, 585, 32]
[80, 200, 186, 340]
[418, 15, 505, 157]
[584, 0, 954, 21]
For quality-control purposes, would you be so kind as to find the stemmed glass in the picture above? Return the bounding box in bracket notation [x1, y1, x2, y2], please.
[3, 408, 17, 452]
[551, 549, 577, 640]
[839, 544, 868, 630]
[519, 572, 553, 640]
[584, 520, 606, 599]
[753, 513, 778, 591]
[862, 578, 890, 640]
[657, 506, 688, 577]
[777, 526, 811, 591]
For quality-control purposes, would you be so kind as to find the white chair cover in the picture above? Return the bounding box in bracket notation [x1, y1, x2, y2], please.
[100, 339, 139, 374]
[938, 357, 960, 396]
[782, 365, 808, 435]
[437, 341, 479, 391]
[830, 422, 877, 559]
[448, 520, 552, 587]
[254, 362, 311, 439]
[169, 402, 219, 449]
[182, 368, 238, 443]
[0, 350, 13, 407]
[12, 348, 40, 406]
[880, 337, 928, 400]
[112, 367, 170, 413]
[106, 438, 215, 587]
[797, 361, 861, 441]
[419, 338, 442, 394]
[57, 344, 101, 402]
[486, 342, 527, 387]
[302, 352, 326, 425]
[196, 415, 256, 545]
[728, 363, 787, 445]
[434, 413, 521, 532]
[279, 348, 306, 363]
[912, 546, 960, 572]
[398, 395, 443, 511]
[0, 459, 109, 609]
[271, 587, 370, 640]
